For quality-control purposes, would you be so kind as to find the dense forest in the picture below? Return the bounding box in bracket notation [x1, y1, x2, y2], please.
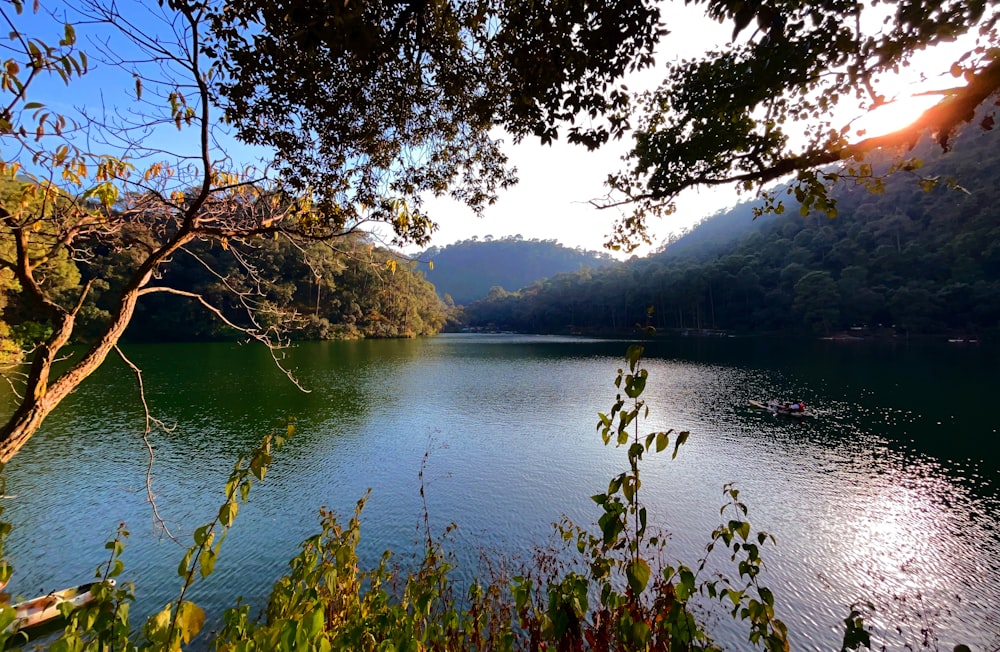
[462, 124, 1000, 339]
[0, 186, 448, 354]
[123, 236, 449, 342]
[416, 236, 615, 304]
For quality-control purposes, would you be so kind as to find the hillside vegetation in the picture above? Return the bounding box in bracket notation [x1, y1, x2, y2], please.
[464, 124, 1000, 339]
[0, 210, 447, 353]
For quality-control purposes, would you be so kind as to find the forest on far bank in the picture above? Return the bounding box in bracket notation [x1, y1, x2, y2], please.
[0, 208, 449, 357]
[460, 123, 1000, 340]
[416, 236, 615, 305]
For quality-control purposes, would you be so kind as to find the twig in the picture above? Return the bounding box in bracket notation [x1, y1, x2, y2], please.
[113, 344, 179, 543]
[137, 284, 312, 393]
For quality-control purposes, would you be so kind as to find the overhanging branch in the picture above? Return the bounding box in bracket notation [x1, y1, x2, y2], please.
[137, 285, 311, 393]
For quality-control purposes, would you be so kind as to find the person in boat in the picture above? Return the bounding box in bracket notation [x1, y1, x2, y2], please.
[789, 401, 805, 413]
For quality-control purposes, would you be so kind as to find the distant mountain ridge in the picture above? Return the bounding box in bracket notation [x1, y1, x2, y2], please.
[415, 236, 615, 305]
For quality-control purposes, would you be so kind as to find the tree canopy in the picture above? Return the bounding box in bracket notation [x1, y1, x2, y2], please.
[603, 0, 1000, 249]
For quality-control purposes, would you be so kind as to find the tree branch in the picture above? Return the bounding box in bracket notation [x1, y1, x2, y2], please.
[137, 285, 311, 393]
[113, 344, 179, 543]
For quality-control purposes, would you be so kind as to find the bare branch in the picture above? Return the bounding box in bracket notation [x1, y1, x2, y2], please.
[136, 285, 311, 392]
[113, 344, 179, 543]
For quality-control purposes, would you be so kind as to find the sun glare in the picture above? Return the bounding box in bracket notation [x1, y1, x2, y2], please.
[849, 93, 943, 140]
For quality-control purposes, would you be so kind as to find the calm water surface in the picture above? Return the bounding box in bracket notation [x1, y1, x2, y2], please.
[2, 334, 998, 650]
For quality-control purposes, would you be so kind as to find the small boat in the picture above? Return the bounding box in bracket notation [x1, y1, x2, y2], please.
[4, 580, 113, 634]
[748, 399, 815, 418]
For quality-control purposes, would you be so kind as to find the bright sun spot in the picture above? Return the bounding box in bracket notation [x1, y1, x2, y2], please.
[850, 93, 944, 139]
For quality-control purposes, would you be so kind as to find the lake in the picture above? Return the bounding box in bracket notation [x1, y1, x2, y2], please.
[2, 334, 999, 650]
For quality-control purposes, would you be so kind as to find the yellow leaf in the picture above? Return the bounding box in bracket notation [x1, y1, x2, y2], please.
[175, 601, 205, 645]
[147, 605, 172, 638]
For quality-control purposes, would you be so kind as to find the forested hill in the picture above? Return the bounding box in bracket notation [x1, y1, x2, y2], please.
[415, 236, 616, 305]
[0, 222, 448, 348]
[463, 122, 1000, 339]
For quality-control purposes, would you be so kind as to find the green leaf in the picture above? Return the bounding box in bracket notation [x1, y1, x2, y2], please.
[199, 547, 217, 578]
[0, 605, 17, 632]
[759, 586, 774, 607]
[219, 500, 238, 527]
[305, 608, 325, 638]
[599, 512, 623, 545]
[625, 558, 650, 595]
[57, 599, 76, 618]
[249, 450, 270, 481]
[676, 567, 695, 601]
[622, 475, 637, 503]
[105, 539, 125, 556]
[672, 431, 689, 459]
[108, 558, 124, 578]
[178, 548, 194, 577]
[653, 431, 669, 452]
[624, 370, 647, 398]
[23, 101, 43, 109]
[193, 524, 213, 547]
[625, 344, 644, 370]
[48, 634, 82, 652]
[146, 605, 172, 641]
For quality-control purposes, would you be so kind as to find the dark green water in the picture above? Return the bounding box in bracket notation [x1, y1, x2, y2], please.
[2, 334, 998, 650]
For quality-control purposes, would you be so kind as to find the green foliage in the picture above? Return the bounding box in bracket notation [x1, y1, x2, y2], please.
[793, 271, 840, 334]
[540, 342, 787, 651]
[214, 498, 484, 652]
[11, 421, 295, 652]
[120, 234, 446, 343]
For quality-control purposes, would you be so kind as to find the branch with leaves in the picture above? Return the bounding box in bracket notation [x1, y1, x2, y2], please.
[601, 0, 1000, 250]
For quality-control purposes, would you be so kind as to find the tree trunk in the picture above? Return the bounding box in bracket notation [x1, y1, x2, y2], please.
[0, 221, 194, 462]
[0, 286, 144, 463]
